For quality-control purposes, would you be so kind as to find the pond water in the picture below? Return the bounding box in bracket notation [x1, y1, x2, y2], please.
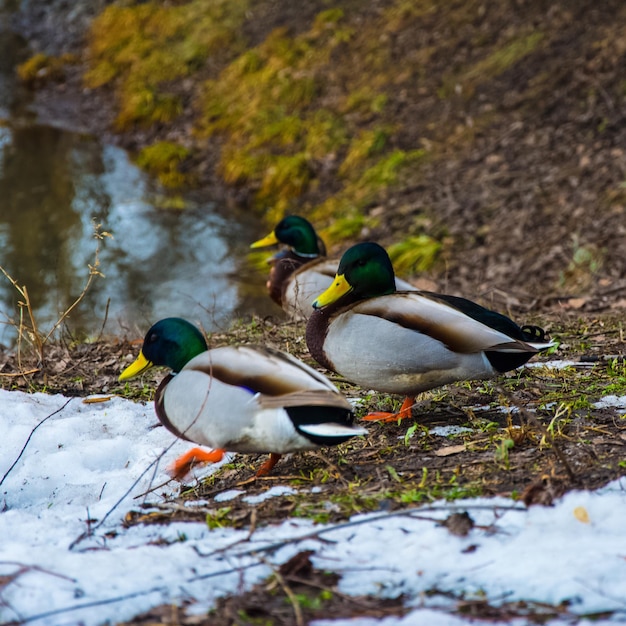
[0, 17, 278, 347]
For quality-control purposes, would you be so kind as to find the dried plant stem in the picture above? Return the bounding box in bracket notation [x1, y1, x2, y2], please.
[42, 235, 107, 347]
[260, 556, 304, 626]
[0, 221, 111, 371]
[0, 369, 39, 378]
[0, 397, 73, 488]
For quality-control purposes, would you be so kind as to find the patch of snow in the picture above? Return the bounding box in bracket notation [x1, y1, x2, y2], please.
[312, 609, 544, 626]
[214, 489, 245, 502]
[2, 389, 626, 625]
[525, 360, 579, 369]
[243, 485, 297, 503]
[594, 395, 626, 411]
[429, 425, 473, 437]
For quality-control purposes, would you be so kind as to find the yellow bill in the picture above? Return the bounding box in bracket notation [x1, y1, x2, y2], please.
[119, 351, 153, 381]
[312, 273, 352, 308]
[250, 231, 279, 249]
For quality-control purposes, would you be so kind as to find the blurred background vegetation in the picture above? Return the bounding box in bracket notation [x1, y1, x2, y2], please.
[12, 0, 626, 296]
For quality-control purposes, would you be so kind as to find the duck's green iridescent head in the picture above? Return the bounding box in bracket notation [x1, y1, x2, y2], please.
[119, 318, 208, 380]
[250, 215, 324, 257]
[312, 242, 396, 308]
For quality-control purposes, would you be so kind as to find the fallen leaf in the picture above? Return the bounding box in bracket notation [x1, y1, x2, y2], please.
[440, 512, 474, 537]
[574, 506, 590, 524]
[83, 395, 113, 404]
[278, 550, 315, 577]
[563, 298, 587, 310]
[521, 476, 566, 507]
[435, 444, 466, 456]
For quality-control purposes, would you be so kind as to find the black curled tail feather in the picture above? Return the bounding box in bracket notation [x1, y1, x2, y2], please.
[520, 324, 549, 343]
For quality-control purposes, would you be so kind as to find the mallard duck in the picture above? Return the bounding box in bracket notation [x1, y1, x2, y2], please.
[306, 242, 554, 422]
[119, 318, 366, 478]
[250, 215, 335, 320]
[251, 215, 416, 320]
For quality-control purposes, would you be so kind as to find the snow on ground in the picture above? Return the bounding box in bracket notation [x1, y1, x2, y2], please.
[2, 387, 626, 625]
[594, 395, 626, 413]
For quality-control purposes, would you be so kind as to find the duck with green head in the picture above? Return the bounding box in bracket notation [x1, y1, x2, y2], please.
[306, 242, 554, 422]
[251, 215, 416, 320]
[119, 317, 367, 478]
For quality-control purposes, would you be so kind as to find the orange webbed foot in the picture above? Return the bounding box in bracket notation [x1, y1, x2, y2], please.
[167, 447, 226, 480]
[361, 396, 415, 423]
[255, 452, 282, 477]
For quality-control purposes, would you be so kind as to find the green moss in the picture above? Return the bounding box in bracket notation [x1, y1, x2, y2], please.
[383, 0, 439, 30]
[135, 141, 192, 188]
[117, 381, 155, 402]
[248, 113, 304, 149]
[338, 128, 389, 178]
[388, 234, 441, 274]
[528, 354, 626, 416]
[304, 111, 348, 159]
[117, 89, 182, 129]
[325, 214, 366, 241]
[440, 30, 545, 98]
[315, 148, 429, 244]
[288, 465, 484, 522]
[84, 1, 443, 224]
[357, 149, 427, 188]
[394, 469, 482, 503]
[198, 25, 335, 140]
[194, 9, 360, 217]
[84, 0, 249, 128]
[17, 52, 74, 85]
[258, 154, 313, 221]
[469, 31, 545, 80]
[205, 507, 234, 529]
[293, 589, 334, 611]
[82, 0, 552, 242]
[558, 236, 604, 292]
[291, 486, 383, 522]
[312, 8, 345, 28]
[343, 88, 388, 115]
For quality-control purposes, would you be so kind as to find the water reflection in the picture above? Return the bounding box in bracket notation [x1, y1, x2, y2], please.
[0, 8, 278, 347]
[0, 14, 26, 119]
[0, 125, 82, 333]
[0, 124, 276, 346]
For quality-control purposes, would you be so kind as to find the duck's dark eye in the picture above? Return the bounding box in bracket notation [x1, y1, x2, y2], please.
[148, 332, 159, 343]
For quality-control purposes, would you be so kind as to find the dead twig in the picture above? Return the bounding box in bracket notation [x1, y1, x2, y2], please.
[0, 397, 73, 488]
[0, 369, 40, 377]
[520, 408, 577, 483]
[0, 221, 111, 370]
[259, 555, 304, 626]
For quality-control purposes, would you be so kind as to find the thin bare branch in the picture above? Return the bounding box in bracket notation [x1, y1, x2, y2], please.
[260, 556, 304, 626]
[0, 220, 110, 371]
[0, 397, 74, 488]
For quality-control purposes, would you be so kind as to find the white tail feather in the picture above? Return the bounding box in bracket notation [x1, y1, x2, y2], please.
[299, 423, 368, 438]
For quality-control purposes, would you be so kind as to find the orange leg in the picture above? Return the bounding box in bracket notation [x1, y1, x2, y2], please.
[255, 452, 282, 477]
[167, 447, 226, 480]
[361, 396, 415, 423]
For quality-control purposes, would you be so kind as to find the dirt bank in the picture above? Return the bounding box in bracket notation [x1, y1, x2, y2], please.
[8, 1, 626, 312]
